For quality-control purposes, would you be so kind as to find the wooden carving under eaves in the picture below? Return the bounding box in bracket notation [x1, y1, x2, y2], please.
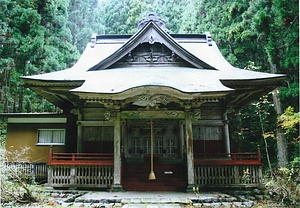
[117, 43, 189, 67]
[88, 21, 216, 71]
[130, 94, 177, 108]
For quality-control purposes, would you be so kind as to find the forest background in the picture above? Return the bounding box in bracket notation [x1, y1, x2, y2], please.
[0, 0, 299, 191]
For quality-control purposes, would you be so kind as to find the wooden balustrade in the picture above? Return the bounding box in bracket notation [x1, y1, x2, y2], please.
[5, 162, 47, 182]
[193, 149, 263, 187]
[47, 147, 263, 189]
[47, 147, 114, 188]
[48, 165, 114, 188]
[194, 165, 263, 187]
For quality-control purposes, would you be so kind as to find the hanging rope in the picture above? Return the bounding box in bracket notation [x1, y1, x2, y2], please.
[148, 118, 156, 180]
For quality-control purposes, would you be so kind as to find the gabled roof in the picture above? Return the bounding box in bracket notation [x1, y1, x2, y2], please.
[88, 21, 216, 71]
[20, 13, 286, 110]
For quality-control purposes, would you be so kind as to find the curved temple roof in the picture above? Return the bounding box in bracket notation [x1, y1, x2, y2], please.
[21, 13, 285, 109]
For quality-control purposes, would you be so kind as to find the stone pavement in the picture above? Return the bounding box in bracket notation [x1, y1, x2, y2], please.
[52, 191, 256, 207]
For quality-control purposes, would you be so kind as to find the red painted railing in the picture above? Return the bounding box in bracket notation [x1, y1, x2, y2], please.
[194, 148, 262, 165]
[48, 147, 114, 166]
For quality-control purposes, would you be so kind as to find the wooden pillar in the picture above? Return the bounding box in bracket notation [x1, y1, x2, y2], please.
[179, 121, 184, 159]
[77, 110, 83, 153]
[65, 111, 78, 152]
[121, 121, 126, 157]
[185, 110, 195, 192]
[224, 114, 231, 154]
[112, 110, 123, 191]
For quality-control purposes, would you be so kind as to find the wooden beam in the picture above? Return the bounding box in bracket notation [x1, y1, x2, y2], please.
[77, 120, 114, 126]
[121, 110, 185, 119]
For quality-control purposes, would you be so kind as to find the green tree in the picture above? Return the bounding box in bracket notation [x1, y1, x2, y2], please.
[99, 0, 131, 34]
[68, 0, 105, 53]
[147, 0, 187, 33]
[0, 0, 80, 113]
[97, 0, 188, 35]
[0, 0, 45, 112]
[126, 0, 146, 34]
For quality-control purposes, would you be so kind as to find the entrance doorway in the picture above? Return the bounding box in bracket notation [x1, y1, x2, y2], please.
[121, 119, 186, 191]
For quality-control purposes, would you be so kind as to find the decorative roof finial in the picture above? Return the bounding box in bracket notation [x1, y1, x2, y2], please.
[138, 12, 169, 32]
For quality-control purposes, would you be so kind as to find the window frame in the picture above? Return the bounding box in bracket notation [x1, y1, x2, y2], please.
[36, 129, 66, 146]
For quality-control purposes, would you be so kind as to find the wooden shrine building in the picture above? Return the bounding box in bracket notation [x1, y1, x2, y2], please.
[5, 13, 285, 191]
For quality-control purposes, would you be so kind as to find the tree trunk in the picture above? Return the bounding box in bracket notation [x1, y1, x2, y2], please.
[271, 64, 288, 167]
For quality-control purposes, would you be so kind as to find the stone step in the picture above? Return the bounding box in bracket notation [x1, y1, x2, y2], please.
[123, 204, 181, 208]
[58, 201, 256, 208]
[71, 195, 255, 208]
[46, 191, 257, 208]
[123, 202, 255, 208]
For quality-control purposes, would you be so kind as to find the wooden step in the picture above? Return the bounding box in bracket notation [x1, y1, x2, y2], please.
[121, 163, 187, 191]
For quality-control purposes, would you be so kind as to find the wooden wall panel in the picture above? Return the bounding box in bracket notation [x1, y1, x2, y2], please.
[193, 140, 225, 153]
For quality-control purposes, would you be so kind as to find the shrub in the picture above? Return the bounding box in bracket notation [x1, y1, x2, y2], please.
[0, 143, 37, 205]
[266, 157, 300, 207]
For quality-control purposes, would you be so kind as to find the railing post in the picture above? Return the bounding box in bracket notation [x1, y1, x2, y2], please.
[70, 166, 76, 186]
[72, 153, 75, 162]
[257, 146, 261, 163]
[47, 166, 53, 186]
[49, 146, 53, 164]
[32, 163, 36, 182]
[234, 166, 240, 184]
